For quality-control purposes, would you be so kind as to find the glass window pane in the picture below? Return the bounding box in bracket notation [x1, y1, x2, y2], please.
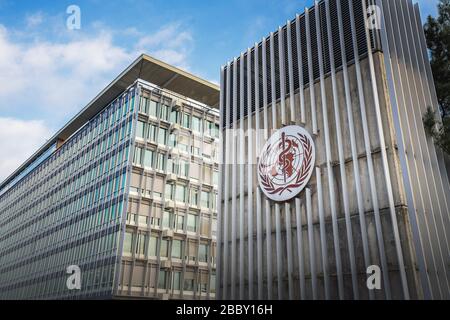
[187, 214, 197, 232]
[173, 272, 181, 290]
[192, 116, 202, 132]
[158, 128, 167, 145]
[160, 239, 168, 257]
[148, 236, 157, 256]
[143, 149, 153, 168]
[149, 100, 158, 117]
[201, 191, 210, 208]
[199, 244, 208, 262]
[124, 232, 133, 254]
[158, 270, 166, 289]
[172, 240, 182, 258]
[137, 121, 146, 139]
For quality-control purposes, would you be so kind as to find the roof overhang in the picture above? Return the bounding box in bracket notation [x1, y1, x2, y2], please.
[0, 54, 220, 192]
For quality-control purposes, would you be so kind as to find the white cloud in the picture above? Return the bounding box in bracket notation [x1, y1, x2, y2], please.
[0, 25, 132, 121]
[0, 118, 53, 182]
[26, 12, 44, 28]
[0, 20, 194, 181]
[135, 22, 193, 70]
[0, 21, 193, 120]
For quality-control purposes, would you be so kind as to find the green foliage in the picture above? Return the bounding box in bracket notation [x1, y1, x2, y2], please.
[423, 107, 450, 156]
[423, 106, 438, 137]
[423, 0, 450, 156]
[424, 0, 450, 117]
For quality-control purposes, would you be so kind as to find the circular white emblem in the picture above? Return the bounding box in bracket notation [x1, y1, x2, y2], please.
[258, 125, 315, 202]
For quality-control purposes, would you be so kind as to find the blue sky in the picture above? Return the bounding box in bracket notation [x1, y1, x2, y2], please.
[0, 0, 440, 181]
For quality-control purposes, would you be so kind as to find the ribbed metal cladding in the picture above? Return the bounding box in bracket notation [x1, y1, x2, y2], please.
[218, 0, 450, 300]
[221, 0, 380, 129]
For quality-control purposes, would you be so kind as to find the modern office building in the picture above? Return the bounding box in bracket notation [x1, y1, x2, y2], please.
[0, 55, 220, 300]
[218, 0, 450, 300]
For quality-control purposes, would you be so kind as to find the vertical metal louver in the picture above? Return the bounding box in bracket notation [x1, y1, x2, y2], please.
[223, 0, 382, 128]
[291, 21, 300, 92]
[250, 49, 256, 114]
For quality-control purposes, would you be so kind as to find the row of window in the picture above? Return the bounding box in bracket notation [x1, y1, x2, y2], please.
[132, 146, 219, 183]
[123, 233, 211, 262]
[135, 121, 218, 160]
[157, 270, 215, 293]
[138, 96, 219, 137]
[0, 88, 136, 299]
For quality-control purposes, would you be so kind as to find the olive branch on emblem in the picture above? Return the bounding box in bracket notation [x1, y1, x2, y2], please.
[259, 133, 313, 197]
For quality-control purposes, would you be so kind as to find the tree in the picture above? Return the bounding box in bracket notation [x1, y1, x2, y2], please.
[423, 0, 450, 156]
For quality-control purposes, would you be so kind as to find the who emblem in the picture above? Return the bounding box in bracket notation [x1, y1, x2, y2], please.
[258, 126, 315, 202]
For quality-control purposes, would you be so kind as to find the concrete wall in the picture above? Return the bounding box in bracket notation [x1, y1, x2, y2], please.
[219, 52, 421, 300]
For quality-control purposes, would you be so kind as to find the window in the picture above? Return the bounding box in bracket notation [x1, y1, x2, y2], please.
[210, 274, 216, 293]
[158, 128, 168, 145]
[190, 189, 199, 206]
[160, 239, 169, 257]
[165, 184, 174, 200]
[140, 97, 148, 114]
[205, 120, 218, 137]
[192, 138, 201, 156]
[175, 185, 187, 203]
[133, 147, 142, 165]
[187, 214, 197, 233]
[213, 171, 219, 186]
[143, 149, 153, 168]
[203, 166, 212, 185]
[199, 244, 208, 262]
[184, 278, 194, 291]
[148, 124, 157, 141]
[167, 158, 175, 174]
[160, 104, 171, 121]
[149, 100, 158, 117]
[124, 232, 134, 254]
[168, 133, 177, 148]
[157, 153, 166, 171]
[172, 240, 182, 259]
[137, 121, 146, 139]
[148, 236, 157, 256]
[173, 271, 181, 291]
[201, 191, 210, 208]
[178, 159, 188, 177]
[170, 110, 180, 124]
[158, 270, 167, 289]
[136, 234, 147, 255]
[192, 116, 202, 132]
[162, 210, 171, 228]
[176, 215, 185, 230]
[204, 120, 211, 136]
[182, 113, 191, 128]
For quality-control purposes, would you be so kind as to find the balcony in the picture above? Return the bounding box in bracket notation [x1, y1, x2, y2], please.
[162, 229, 174, 238]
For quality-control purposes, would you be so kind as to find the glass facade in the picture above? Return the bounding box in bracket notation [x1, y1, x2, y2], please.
[0, 71, 218, 300]
[0, 87, 136, 299]
[118, 81, 219, 300]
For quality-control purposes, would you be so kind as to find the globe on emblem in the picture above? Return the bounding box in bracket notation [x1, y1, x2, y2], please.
[258, 126, 316, 202]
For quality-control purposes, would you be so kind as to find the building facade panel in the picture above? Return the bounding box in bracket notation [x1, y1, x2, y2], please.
[218, 0, 450, 300]
[0, 57, 219, 300]
[0, 87, 136, 299]
[113, 81, 219, 300]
